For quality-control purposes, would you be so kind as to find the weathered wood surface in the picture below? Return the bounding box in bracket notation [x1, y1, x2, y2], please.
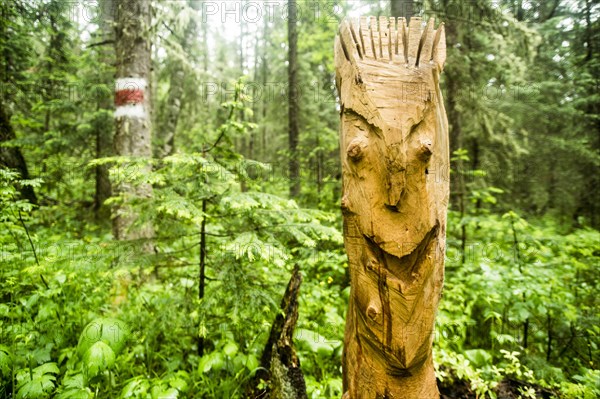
[253, 265, 307, 399]
[335, 16, 448, 399]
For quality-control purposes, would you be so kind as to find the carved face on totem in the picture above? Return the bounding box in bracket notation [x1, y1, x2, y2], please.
[335, 16, 449, 383]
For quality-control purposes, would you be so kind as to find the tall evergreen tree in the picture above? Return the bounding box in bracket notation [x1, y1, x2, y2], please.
[113, 0, 154, 243]
[288, 0, 300, 198]
[0, 1, 37, 204]
[93, 0, 115, 217]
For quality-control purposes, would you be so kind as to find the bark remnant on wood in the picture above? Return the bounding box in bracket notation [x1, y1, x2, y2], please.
[335, 16, 448, 399]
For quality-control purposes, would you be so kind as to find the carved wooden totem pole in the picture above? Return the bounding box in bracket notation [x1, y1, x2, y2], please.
[335, 16, 448, 398]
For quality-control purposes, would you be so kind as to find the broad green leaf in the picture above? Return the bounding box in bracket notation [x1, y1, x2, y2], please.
[245, 354, 259, 371]
[198, 351, 225, 374]
[222, 341, 238, 357]
[77, 318, 129, 357]
[0, 304, 10, 317]
[61, 373, 86, 389]
[152, 386, 179, 399]
[56, 391, 93, 399]
[82, 341, 115, 378]
[464, 349, 492, 368]
[33, 362, 59, 377]
[120, 378, 150, 398]
[168, 376, 188, 392]
[17, 374, 56, 399]
[0, 345, 12, 377]
[54, 272, 67, 285]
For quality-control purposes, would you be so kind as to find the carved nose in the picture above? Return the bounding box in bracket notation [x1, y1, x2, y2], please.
[386, 160, 406, 207]
[387, 171, 405, 208]
[386, 145, 406, 208]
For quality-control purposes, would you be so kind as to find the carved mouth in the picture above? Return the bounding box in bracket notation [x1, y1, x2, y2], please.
[364, 221, 439, 289]
[356, 222, 440, 371]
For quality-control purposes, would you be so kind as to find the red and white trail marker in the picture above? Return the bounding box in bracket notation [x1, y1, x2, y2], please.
[115, 77, 146, 118]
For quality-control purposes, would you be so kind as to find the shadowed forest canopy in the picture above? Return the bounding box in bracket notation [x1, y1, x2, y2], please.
[0, 0, 598, 398]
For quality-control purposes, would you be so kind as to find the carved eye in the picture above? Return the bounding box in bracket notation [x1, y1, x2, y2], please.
[366, 303, 381, 324]
[418, 140, 433, 162]
[347, 136, 368, 161]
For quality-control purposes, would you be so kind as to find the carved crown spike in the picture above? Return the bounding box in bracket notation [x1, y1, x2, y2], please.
[431, 23, 446, 71]
[417, 19, 435, 67]
[338, 16, 446, 70]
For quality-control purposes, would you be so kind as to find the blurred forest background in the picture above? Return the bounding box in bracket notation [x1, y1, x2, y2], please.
[0, 0, 598, 398]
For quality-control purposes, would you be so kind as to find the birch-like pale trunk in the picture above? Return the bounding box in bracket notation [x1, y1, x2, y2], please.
[335, 16, 448, 398]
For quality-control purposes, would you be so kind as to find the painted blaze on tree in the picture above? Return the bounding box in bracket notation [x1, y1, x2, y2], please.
[335, 16, 448, 398]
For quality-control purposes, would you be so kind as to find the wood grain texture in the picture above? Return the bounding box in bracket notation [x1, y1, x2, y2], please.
[335, 16, 448, 399]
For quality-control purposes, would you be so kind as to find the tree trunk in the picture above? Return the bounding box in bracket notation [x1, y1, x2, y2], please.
[0, 1, 37, 204]
[287, 0, 300, 198]
[93, 0, 114, 218]
[94, 109, 113, 217]
[113, 0, 154, 243]
[335, 16, 448, 398]
[260, 15, 270, 162]
[254, 265, 307, 399]
[0, 100, 37, 204]
[238, 8, 248, 192]
[584, 0, 593, 61]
